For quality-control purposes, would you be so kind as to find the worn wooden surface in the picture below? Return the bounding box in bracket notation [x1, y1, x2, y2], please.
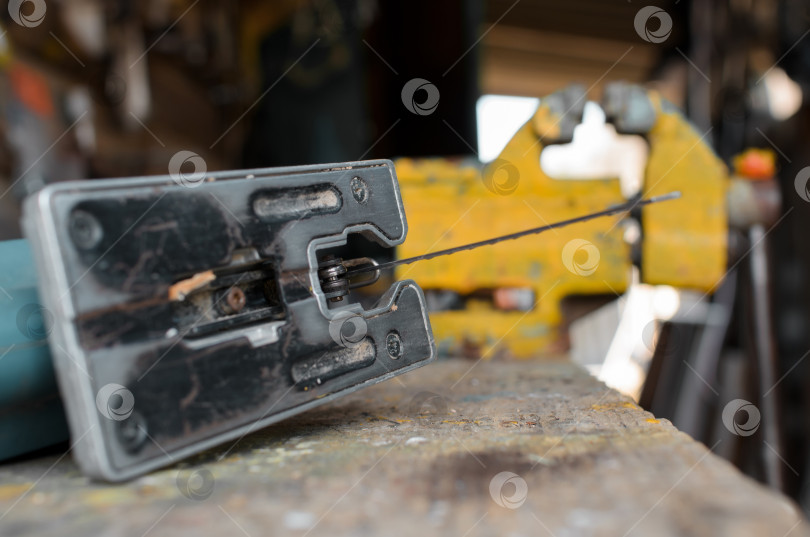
[0, 358, 807, 537]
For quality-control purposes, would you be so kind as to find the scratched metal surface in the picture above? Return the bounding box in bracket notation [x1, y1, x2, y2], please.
[0, 358, 806, 537]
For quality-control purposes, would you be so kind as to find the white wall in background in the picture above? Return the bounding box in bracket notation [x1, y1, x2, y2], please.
[476, 95, 539, 162]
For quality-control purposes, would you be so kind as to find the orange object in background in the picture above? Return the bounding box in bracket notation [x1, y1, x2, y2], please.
[9, 63, 55, 119]
[733, 148, 776, 180]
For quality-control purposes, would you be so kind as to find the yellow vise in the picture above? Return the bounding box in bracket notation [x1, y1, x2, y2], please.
[395, 83, 728, 358]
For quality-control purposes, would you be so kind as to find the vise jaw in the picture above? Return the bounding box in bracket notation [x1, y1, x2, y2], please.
[22, 159, 435, 481]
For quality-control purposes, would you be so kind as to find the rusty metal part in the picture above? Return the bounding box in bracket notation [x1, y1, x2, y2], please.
[223, 286, 247, 314]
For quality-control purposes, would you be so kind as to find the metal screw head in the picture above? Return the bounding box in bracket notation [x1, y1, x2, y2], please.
[386, 331, 403, 359]
[116, 411, 148, 453]
[69, 209, 103, 250]
[350, 176, 369, 204]
[318, 256, 349, 302]
[224, 287, 247, 314]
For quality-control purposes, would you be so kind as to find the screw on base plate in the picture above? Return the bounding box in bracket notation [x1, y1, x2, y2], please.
[386, 331, 403, 359]
[69, 210, 103, 250]
[117, 411, 148, 453]
[350, 176, 369, 204]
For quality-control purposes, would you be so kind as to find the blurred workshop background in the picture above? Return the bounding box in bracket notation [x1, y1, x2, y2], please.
[1, 0, 810, 517]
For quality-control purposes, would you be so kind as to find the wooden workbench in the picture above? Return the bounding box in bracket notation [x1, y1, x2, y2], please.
[0, 358, 806, 536]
